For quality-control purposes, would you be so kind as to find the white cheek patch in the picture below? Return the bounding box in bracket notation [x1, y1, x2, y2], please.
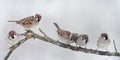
[14, 34, 17, 38]
[9, 34, 18, 40]
[80, 38, 86, 43]
[82, 39, 86, 43]
[34, 15, 38, 21]
[9, 36, 13, 40]
[101, 37, 106, 40]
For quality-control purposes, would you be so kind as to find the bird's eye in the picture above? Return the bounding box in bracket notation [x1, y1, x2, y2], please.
[101, 36, 105, 39]
[82, 38, 86, 43]
[82, 38, 84, 40]
[10, 36, 14, 39]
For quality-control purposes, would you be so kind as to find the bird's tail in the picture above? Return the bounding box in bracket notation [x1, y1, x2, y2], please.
[8, 20, 20, 24]
[53, 22, 61, 30]
[8, 20, 18, 22]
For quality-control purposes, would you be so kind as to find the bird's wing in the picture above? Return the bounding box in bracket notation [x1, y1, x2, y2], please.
[19, 16, 35, 25]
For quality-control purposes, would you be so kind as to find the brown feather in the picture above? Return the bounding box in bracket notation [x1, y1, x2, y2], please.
[53, 22, 61, 30]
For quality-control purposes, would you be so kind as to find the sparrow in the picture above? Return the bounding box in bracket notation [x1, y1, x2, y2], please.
[6, 30, 20, 47]
[71, 34, 89, 48]
[53, 22, 72, 45]
[8, 14, 42, 30]
[97, 33, 110, 51]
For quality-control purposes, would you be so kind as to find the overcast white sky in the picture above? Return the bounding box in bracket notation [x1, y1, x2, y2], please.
[0, 0, 120, 60]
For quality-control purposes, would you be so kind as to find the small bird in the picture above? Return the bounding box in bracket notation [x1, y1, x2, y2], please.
[71, 34, 89, 48]
[8, 14, 42, 30]
[53, 22, 72, 45]
[6, 30, 20, 47]
[97, 33, 110, 51]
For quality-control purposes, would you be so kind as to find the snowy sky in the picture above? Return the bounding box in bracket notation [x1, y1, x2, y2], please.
[0, 0, 120, 60]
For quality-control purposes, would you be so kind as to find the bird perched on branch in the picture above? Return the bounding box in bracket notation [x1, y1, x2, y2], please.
[8, 14, 42, 30]
[6, 30, 20, 47]
[53, 22, 89, 47]
[71, 33, 89, 48]
[97, 33, 110, 51]
[53, 22, 72, 45]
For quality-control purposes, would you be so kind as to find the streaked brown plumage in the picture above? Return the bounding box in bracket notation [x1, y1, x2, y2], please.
[53, 22, 72, 45]
[8, 14, 42, 30]
[72, 34, 89, 47]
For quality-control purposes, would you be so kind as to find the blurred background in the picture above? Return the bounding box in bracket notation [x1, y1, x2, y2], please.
[0, 0, 120, 60]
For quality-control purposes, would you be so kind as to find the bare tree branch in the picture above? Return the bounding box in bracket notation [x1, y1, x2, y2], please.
[113, 40, 118, 53]
[4, 30, 120, 60]
[35, 31, 120, 56]
[4, 38, 28, 60]
[39, 28, 47, 36]
[4, 30, 47, 60]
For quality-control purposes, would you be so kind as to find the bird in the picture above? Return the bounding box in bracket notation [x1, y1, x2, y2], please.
[53, 22, 72, 45]
[71, 34, 89, 48]
[8, 14, 42, 30]
[6, 30, 20, 47]
[97, 33, 110, 51]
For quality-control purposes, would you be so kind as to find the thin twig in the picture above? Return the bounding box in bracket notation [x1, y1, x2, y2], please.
[113, 40, 118, 53]
[4, 50, 12, 60]
[39, 28, 47, 36]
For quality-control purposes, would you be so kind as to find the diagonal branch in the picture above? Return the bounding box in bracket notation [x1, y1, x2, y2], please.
[35, 32, 120, 57]
[4, 30, 47, 60]
[4, 38, 28, 60]
[4, 30, 120, 60]
[37, 29, 120, 56]
[39, 28, 47, 36]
